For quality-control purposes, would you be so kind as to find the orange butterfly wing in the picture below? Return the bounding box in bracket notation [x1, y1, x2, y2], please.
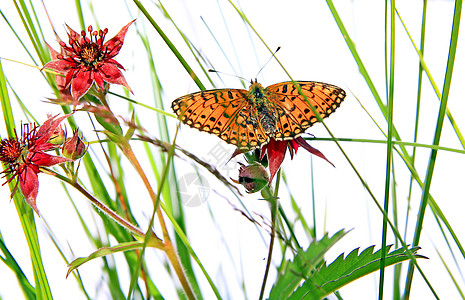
[265, 81, 346, 140]
[171, 89, 270, 150]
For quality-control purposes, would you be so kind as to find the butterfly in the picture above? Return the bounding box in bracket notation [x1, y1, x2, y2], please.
[171, 80, 346, 150]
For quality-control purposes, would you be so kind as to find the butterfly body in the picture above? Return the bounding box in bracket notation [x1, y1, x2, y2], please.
[172, 80, 346, 150]
[246, 81, 279, 136]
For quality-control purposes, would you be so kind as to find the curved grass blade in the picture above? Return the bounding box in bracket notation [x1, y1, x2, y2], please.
[0, 233, 35, 300]
[67, 241, 146, 277]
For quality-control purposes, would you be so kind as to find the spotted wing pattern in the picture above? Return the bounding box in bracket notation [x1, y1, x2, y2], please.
[266, 81, 346, 140]
[172, 81, 346, 150]
[171, 89, 270, 149]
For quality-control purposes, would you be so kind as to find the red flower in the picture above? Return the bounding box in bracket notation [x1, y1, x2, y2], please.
[45, 42, 74, 105]
[260, 136, 334, 183]
[0, 114, 73, 215]
[43, 20, 134, 102]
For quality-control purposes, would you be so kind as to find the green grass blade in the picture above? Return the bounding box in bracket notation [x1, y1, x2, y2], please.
[157, 0, 215, 87]
[379, 1, 396, 297]
[133, 17, 205, 296]
[13, 0, 48, 64]
[132, 0, 205, 90]
[0, 60, 52, 300]
[324, 0, 389, 131]
[435, 247, 465, 299]
[0, 233, 35, 300]
[404, 1, 463, 296]
[74, 0, 85, 29]
[0, 63, 15, 136]
[0, 10, 38, 66]
[403, 7, 428, 283]
[396, 8, 465, 149]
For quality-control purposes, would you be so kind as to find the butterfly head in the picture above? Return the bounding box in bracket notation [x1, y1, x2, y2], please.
[248, 79, 266, 100]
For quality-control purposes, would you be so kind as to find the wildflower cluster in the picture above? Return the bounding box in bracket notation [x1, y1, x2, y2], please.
[44, 20, 134, 104]
[0, 114, 85, 215]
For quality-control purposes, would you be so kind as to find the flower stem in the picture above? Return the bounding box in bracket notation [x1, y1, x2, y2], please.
[258, 183, 278, 300]
[163, 238, 196, 299]
[119, 139, 195, 299]
[45, 168, 149, 240]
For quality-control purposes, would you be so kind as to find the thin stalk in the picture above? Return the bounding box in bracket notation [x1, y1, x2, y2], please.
[47, 169, 147, 239]
[310, 156, 316, 239]
[120, 130, 195, 299]
[406, 0, 427, 221]
[380, 0, 395, 298]
[258, 179, 279, 300]
[74, 0, 85, 29]
[305, 137, 465, 155]
[132, 0, 205, 90]
[404, 0, 462, 298]
[395, 7, 465, 149]
[121, 145, 195, 299]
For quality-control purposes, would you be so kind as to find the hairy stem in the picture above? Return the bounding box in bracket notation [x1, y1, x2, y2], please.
[120, 141, 195, 299]
[259, 185, 278, 300]
[47, 168, 147, 237]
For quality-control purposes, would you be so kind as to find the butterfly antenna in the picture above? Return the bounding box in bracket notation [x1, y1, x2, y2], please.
[255, 47, 281, 79]
[208, 69, 248, 82]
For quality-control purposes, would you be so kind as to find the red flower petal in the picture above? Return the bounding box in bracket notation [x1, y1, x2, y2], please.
[106, 58, 125, 70]
[104, 20, 135, 58]
[99, 63, 132, 93]
[65, 24, 79, 39]
[43, 59, 74, 74]
[92, 70, 105, 90]
[230, 148, 248, 161]
[29, 152, 71, 167]
[45, 42, 60, 60]
[35, 113, 72, 147]
[19, 165, 40, 215]
[287, 139, 299, 159]
[265, 139, 288, 183]
[294, 136, 335, 167]
[71, 70, 93, 100]
[64, 68, 77, 88]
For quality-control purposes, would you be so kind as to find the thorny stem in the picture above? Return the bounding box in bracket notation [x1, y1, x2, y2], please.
[259, 184, 278, 300]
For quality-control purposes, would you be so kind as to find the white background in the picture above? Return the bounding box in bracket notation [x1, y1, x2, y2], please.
[0, 0, 464, 299]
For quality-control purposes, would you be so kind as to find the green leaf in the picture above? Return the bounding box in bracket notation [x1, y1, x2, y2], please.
[269, 229, 347, 299]
[67, 241, 145, 277]
[94, 113, 123, 137]
[0, 233, 35, 300]
[289, 245, 426, 300]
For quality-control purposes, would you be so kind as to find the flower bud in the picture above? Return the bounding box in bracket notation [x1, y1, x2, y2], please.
[47, 125, 66, 145]
[235, 162, 269, 193]
[62, 129, 86, 160]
